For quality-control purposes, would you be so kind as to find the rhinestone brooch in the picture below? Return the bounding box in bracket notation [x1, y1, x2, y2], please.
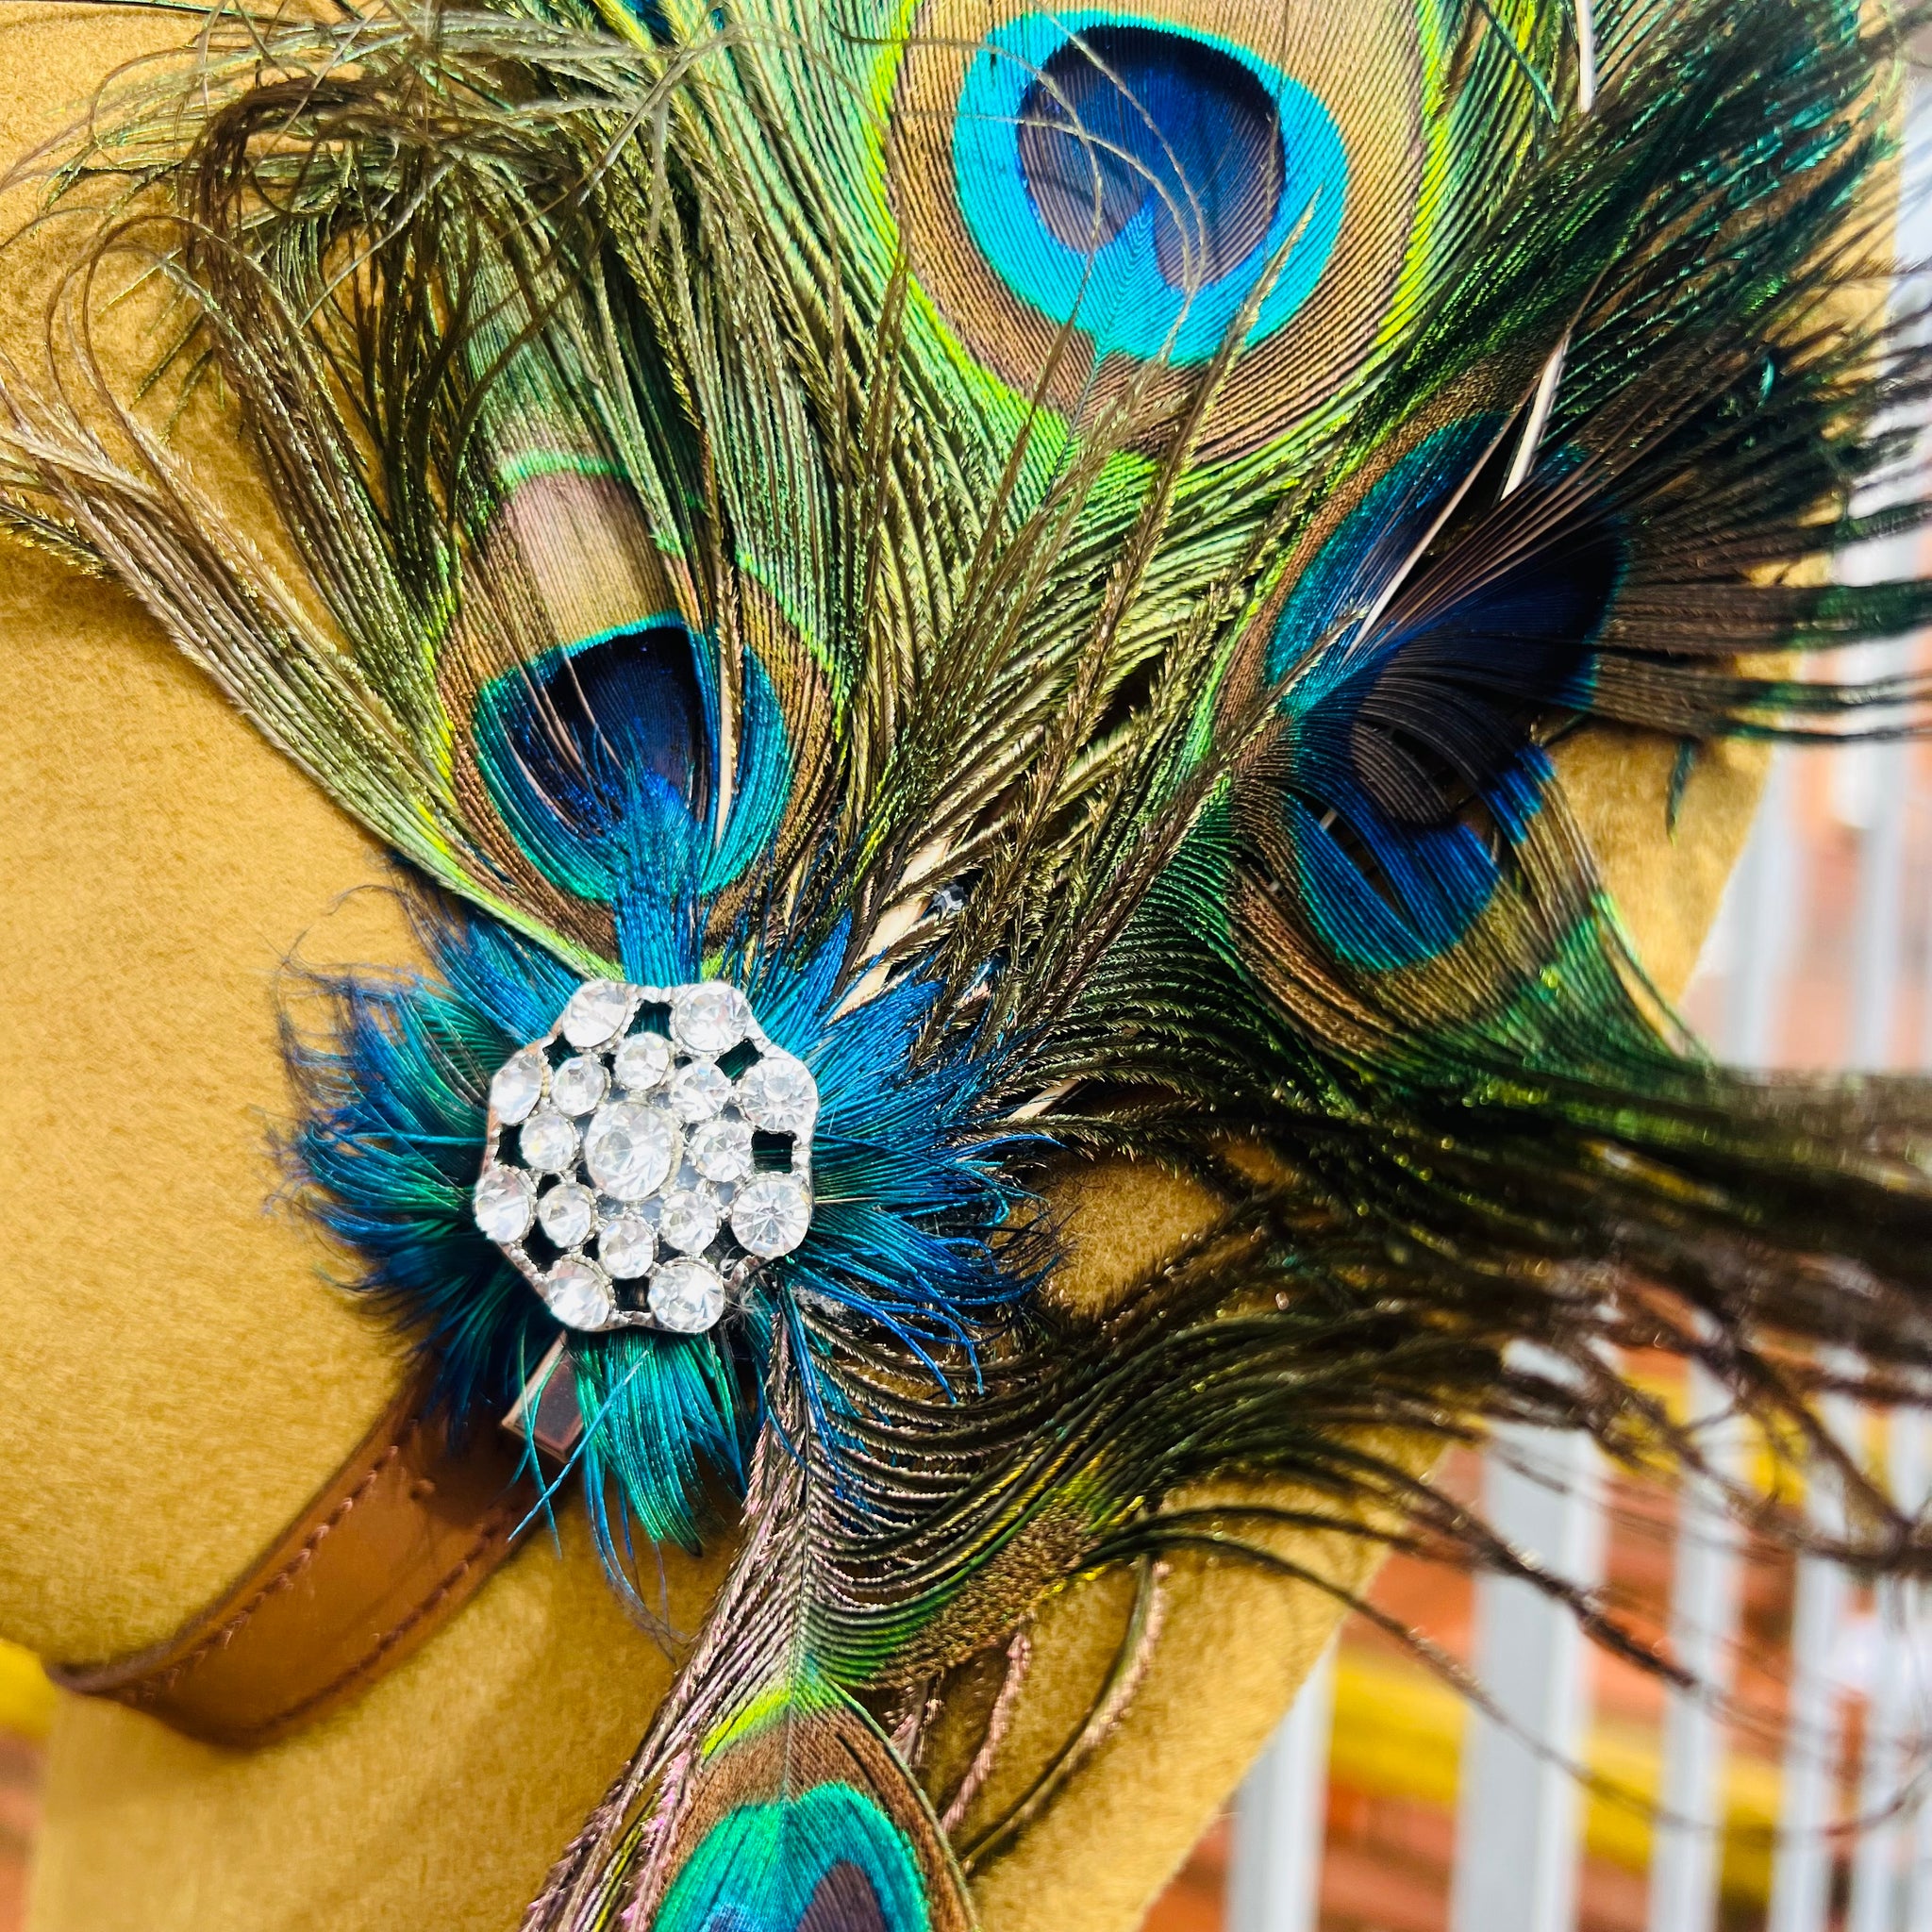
[473, 979, 818, 1334]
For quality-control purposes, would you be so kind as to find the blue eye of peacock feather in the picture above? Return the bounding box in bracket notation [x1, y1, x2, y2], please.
[501, 622, 709, 833]
[952, 13, 1348, 364]
[1267, 424, 1626, 971]
[795, 1862, 893, 1932]
[1349, 523, 1623, 829]
[471, 618, 723, 921]
[1014, 28, 1284, 291]
[653, 1785, 928, 1932]
[476, 621, 710, 852]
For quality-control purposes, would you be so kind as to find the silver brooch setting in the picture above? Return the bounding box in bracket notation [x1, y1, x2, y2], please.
[473, 978, 817, 1334]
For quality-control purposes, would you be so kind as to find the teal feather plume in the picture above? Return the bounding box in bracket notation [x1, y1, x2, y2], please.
[9, 1, 1932, 1927]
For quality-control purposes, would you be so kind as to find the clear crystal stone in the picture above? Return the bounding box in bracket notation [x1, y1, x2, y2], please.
[658, 1187, 722, 1255]
[473, 1165, 534, 1242]
[689, 1115, 753, 1184]
[669, 1058, 733, 1122]
[561, 979, 633, 1048]
[613, 1030, 674, 1091]
[583, 1101, 679, 1201]
[545, 1256, 615, 1329]
[537, 1180, 597, 1249]
[736, 1053, 818, 1135]
[490, 1049, 546, 1125]
[649, 1258, 725, 1332]
[673, 982, 752, 1055]
[599, 1215, 657, 1278]
[519, 1108, 579, 1173]
[549, 1055, 609, 1116]
[732, 1173, 811, 1258]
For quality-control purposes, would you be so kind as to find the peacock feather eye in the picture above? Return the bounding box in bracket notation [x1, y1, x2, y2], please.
[473, 977, 818, 1334]
[1227, 417, 1629, 974]
[888, 0, 1430, 455]
[1014, 28, 1287, 287]
[958, 17, 1344, 363]
[475, 620, 712, 860]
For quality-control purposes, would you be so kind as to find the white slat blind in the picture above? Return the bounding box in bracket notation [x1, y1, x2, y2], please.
[1226, 1641, 1338, 1932]
[1448, 1418, 1607, 1932]
[1765, 1391, 1860, 1932]
[1647, 1363, 1750, 1932]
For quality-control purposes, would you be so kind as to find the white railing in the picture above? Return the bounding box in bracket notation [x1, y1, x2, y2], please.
[1448, 1412, 1606, 1932]
[1647, 1362, 1750, 1932]
[1226, 1405, 1932, 1932]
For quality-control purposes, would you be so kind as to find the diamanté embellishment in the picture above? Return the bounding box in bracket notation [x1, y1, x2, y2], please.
[689, 1116, 753, 1183]
[649, 1258, 726, 1333]
[658, 1188, 723, 1256]
[538, 1180, 597, 1249]
[561, 979, 633, 1049]
[732, 1173, 812, 1258]
[673, 983, 752, 1055]
[669, 1058, 733, 1122]
[736, 1054, 817, 1134]
[520, 1108, 578, 1173]
[549, 1055, 609, 1116]
[613, 1031, 674, 1091]
[546, 1256, 616, 1329]
[473, 1165, 535, 1242]
[474, 979, 818, 1333]
[599, 1215, 657, 1278]
[490, 1048, 546, 1125]
[584, 1101, 678, 1201]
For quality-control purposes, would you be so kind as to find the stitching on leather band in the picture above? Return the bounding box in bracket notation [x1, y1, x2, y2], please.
[211, 1495, 521, 1744]
[49, 1368, 538, 1747]
[124, 1432, 416, 1704]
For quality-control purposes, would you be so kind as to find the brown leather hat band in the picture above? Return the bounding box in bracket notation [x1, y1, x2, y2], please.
[51, 1367, 540, 1748]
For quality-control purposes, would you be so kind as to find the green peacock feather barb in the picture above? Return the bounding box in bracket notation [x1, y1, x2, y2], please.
[7, 0, 1932, 1924]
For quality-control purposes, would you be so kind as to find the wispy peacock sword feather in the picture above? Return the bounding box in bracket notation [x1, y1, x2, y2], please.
[7, 0, 1932, 1922]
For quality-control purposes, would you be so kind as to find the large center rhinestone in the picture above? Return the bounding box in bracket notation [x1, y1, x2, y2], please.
[583, 1101, 678, 1201]
[472, 979, 818, 1334]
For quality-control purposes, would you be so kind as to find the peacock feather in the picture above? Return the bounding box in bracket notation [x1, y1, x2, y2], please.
[8, 0, 1932, 1925]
